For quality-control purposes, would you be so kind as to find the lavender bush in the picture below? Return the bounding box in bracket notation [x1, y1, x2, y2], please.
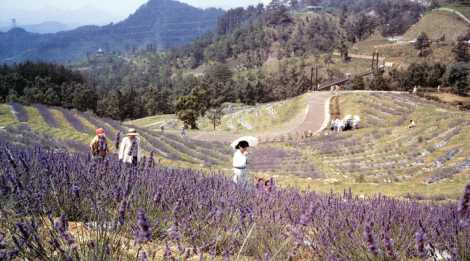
[9, 103, 28, 122]
[59, 109, 89, 133]
[0, 142, 469, 260]
[34, 104, 60, 128]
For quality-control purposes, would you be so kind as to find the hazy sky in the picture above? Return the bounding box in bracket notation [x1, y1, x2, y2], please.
[1, 0, 270, 16]
[0, 0, 271, 27]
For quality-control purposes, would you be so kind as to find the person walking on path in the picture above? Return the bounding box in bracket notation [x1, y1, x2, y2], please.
[118, 128, 142, 166]
[181, 126, 186, 138]
[232, 140, 250, 185]
[90, 128, 109, 160]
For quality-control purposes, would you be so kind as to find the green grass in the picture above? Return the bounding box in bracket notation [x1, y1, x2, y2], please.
[129, 93, 310, 134]
[26, 107, 93, 147]
[0, 104, 17, 127]
[404, 10, 469, 41]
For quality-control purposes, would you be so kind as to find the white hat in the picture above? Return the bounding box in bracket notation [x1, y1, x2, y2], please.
[230, 136, 258, 149]
[127, 128, 139, 136]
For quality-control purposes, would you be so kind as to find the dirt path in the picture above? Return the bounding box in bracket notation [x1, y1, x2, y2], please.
[436, 7, 470, 25]
[332, 52, 386, 61]
[188, 92, 333, 143]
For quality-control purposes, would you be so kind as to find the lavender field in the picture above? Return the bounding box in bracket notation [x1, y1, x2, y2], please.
[0, 142, 469, 260]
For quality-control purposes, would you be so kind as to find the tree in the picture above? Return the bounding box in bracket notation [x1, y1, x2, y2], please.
[265, 0, 292, 26]
[415, 32, 431, 57]
[446, 62, 469, 95]
[338, 41, 350, 62]
[351, 76, 365, 90]
[369, 73, 389, 91]
[452, 40, 470, 62]
[206, 107, 224, 131]
[175, 87, 207, 129]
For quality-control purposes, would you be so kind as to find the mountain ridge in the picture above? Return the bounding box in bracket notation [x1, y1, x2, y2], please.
[0, 0, 224, 64]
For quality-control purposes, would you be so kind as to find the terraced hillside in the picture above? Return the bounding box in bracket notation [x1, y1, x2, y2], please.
[0, 103, 231, 168]
[129, 93, 310, 134]
[251, 92, 470, 198]
[351, 5, 470, 68]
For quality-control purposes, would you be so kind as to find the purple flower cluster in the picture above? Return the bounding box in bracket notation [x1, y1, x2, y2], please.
[0, 142, 469, 259]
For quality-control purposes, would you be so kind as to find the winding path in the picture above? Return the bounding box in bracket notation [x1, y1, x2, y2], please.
[435, 7, 470, 25]
[189, 91, 333, 143]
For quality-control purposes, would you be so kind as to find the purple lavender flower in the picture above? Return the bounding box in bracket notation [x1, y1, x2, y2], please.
[458, 183, 470, 226]
[71, 185, 80, 198]
[134, 209, 152, 244]
[363, 220, 378, 256]
[138, 250, 148, 261]
[415, 228, 426, 258]
[167, 223, 180, 241]
[164, 241, 173, 258]
[382, 225, 396, 259]
[118, 200, 127, 226]
[299, 203, 315, 226]
[54, 215, 68, 234]
[53, 215, 76, 249]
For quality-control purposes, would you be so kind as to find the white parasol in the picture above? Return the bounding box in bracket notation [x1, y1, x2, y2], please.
[230, 136, 258, 149]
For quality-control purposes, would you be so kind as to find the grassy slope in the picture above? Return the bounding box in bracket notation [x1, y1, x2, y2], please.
[351, 8, 470, 68]
[129, 93, 310, 134]
[0, 103, 231, 168]
[403, 10, 469, 41]
[253, 93, 470, 199]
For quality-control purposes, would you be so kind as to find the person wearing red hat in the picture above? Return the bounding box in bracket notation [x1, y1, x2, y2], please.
[90, 128, 109, 160]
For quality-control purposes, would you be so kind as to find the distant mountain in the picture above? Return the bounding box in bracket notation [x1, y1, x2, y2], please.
[0, 21, 71, 34]
[0, 0, 224, 64]
[0, 6, 122, 31]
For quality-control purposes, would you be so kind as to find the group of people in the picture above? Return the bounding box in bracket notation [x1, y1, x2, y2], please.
[90, 126, 261, 188]
[89, 128, 141, 166]
[330, 115, 361, 132]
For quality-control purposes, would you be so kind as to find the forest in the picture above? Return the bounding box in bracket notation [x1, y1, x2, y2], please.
[1, 0, 469, 127]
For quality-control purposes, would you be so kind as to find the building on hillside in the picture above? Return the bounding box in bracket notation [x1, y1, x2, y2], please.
[304, 5, 323, 12]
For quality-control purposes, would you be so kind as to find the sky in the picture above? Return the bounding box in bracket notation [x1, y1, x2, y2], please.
[0, 0, 271, 26]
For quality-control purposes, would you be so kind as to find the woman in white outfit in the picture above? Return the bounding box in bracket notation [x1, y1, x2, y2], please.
[118, 128, 142, 166]
[233, 140, 250, 185]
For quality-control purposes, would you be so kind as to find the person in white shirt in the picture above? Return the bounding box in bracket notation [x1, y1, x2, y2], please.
[233, 140, 250, 185]
[118, 128, 142, 166]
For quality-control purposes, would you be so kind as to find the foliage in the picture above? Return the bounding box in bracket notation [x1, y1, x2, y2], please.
[390, 62, 447, 91]
[415, 32, 432, 57]
[452, 40, 470, 62]
[175, 87, 207, 129]
[446, 62, 470, 95]
[351, 75, 366, 90]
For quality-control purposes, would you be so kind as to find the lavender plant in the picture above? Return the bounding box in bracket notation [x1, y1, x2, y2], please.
[34, 104, 60, 128]
[59, 109, 89, 133]
[9, 103, 28, 122]
[0, 142, 469, 260]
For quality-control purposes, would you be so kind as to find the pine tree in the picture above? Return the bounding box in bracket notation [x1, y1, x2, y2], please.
[415, 32, 431, 57]
[452, 40, 470, 62]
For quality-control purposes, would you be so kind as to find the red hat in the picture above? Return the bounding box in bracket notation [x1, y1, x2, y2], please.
[96, 128, 105, 136]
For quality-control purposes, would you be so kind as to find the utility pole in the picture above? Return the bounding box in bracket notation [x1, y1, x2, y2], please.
[315, 65, 319, 91]
[310, 67, 314, 91]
